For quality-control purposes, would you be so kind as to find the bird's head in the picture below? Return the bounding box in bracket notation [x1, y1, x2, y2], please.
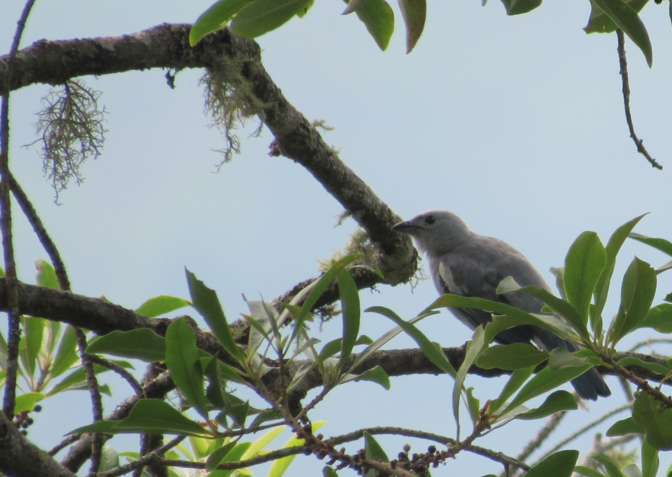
[393, 210, 472, 255]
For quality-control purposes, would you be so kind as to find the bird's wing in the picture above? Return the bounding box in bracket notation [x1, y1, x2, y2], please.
[436, 257, 535, 344]
[434, 240, 540, 344]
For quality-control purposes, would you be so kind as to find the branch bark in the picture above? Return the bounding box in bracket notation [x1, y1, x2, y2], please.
[0, 24, 417, 297]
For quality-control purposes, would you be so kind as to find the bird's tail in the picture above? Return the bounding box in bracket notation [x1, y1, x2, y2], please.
[534, 330, 611, 400]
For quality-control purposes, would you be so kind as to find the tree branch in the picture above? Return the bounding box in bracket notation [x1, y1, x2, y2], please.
[0, 24, 418, 294]
[616, 29, 663, 170]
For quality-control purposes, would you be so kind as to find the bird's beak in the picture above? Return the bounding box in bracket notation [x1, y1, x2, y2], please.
[392, 221, 416, 234]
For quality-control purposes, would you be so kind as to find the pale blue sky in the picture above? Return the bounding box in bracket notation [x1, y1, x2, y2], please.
[2, 0, 672, 475]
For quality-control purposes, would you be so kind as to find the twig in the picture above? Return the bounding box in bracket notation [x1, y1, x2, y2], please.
[628, 338, 672, 352]
[509, 409, 567, 472]
[533, 402, 632, 464]
[49, 435, 82, 457]
[74, 328, 105, 474]
[0, 0, 37, 420]
[8, 172, 71, 289]
[617, 29, 663, 170]
[94, 436, 186, 477]
[87, 354, 144, 396]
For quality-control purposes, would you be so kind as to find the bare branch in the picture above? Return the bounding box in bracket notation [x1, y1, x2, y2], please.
[617, 29, 663, 170]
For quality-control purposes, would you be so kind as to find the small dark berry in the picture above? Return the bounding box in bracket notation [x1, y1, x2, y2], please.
[21, 422, 29, 429]
[303, 448, 312, 456]
[33, 405, 42, 412]
[303, 423, 312, 434]
[428, 445, 436, 453]
[403, 444, 411, 453]
[20, 430, 27, 436]
[26, 418, 34, 425]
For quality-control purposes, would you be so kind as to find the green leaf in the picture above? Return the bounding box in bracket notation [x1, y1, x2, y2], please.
[398, 0, 426, 53]
[476, 343, 548, 370]
[352, 0, 394, 51]
[608, 258, 656, 344]
[221, 392, 249, 427]
[595, 215, 648, 321]
[135, 295, 190, 318]
[454, 327, 486, 434]
[86, 329, 166, 362]
[549, 347, 589, 370]
[68, 399, 212, 436]
[35, 259, 60, 289]
[629, 233, 672, 257]
[241, 426, 286, 460]
[230, 0, 312, 38]
[21, 316, 45, 379]
[465, 387, 481, 425]
[522, 450, 579, 477]
[607, 417, 644, 437]
[319, 338, 343, 362]
[323, 466, 339, 477]
[14, 392, 45, 413]
[500, 0, 542, 15]
[51, 325, 78, 378]
[489, 366, 535, 414]
[354, 309, 437, 370]
[99, 446, 120, 473]
[203, 356, 225, 409]
[208, 442, 252, 476]
[503, 362, 594, 414]
[337, 268, 360, 371]
[574, 466, 607, 477]
[186, 269, 245, 362]
[366, 306, 456, 376]
[364, 431, 389, 477]
[642, 438, 659, 477]
[592, 455, 626, 477]
[618, 357, 670, 377]
[517, 391, 578, 420]
[585, 0, 648, 33]
[586, 0, 653, 67]
[190, 0, 252, 46]
[292, 254, 363, 342]
[633, 392, 672, 450]
[348, 365, 390, 389]
[206, 442, 237, 471]
[564, 232, 607, 323]
[503, 279, 590, 341]
[165, 318, 208, 419]
[431, 294, 576, 342]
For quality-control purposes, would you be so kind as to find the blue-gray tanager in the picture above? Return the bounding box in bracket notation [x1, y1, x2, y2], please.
[393, 210, 610, 400]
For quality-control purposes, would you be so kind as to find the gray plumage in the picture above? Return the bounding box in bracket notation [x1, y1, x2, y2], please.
[393, 209, 610, 400]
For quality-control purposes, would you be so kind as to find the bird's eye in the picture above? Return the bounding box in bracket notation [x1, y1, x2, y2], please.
[424, 215, 436, 225]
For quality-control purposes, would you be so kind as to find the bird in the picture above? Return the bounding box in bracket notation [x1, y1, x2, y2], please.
[393, 209, 610, 400]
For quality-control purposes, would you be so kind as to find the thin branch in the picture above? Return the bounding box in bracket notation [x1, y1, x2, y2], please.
[532, 402, 632, 465]
[94, 436, 186, 477]
[49, 435, 82, 457]
[74, 328, 104, 474]
[8, 172, 71, 289]
[61, 372, 174, 472]
[0, 0, 38, 420]
[616, 29, 663, 170]
[87, 354, 144, 396]
[511, 409, 566, 469]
